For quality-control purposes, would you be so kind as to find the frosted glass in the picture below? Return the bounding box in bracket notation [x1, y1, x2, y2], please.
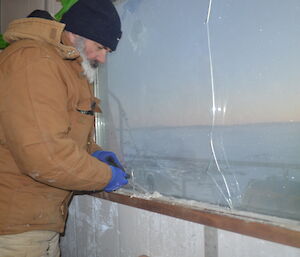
[95, 0, 300, 220]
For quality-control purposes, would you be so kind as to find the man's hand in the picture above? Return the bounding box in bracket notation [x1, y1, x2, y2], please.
[92, 150, 124, 170]
[104, 166, 128, 192]
[92, 150, 130, 191]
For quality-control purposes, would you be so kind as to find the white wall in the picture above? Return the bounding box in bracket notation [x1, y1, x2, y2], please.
[0, 0, 61, 33]
[60, 195, 300, 257]
[1, 0, 45, 33]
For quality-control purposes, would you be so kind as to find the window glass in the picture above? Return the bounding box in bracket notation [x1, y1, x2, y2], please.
[95, 0, 300, 220]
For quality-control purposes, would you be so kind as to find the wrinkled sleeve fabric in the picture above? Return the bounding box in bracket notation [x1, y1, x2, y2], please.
[89, 140, 103, 154]
[0, 47, 111, 191]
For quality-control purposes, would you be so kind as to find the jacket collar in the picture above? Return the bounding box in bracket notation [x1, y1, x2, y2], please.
[4, 18, 80, 59]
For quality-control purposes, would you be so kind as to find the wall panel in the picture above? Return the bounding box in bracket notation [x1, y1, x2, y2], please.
[0, 0, 46, 33]
[61, 196, 300, 257]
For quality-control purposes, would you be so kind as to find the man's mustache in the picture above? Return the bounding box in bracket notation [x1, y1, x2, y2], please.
[90, 60, 99, 68]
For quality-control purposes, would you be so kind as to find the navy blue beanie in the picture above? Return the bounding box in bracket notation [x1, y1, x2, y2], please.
[61, 0, 122, 51]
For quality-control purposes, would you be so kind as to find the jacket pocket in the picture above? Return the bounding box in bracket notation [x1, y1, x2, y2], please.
[68, 110, 94, 150]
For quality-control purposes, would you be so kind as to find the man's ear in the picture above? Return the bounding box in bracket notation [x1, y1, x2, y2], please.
[65, 31, 78, 45]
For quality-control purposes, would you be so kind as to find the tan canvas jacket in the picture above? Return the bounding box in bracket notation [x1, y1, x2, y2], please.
[0, 17, 111, 234]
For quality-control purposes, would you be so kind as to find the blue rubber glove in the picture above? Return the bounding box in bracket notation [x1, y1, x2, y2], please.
[104, 166, 128, 192]
[92, 151, 124, 170]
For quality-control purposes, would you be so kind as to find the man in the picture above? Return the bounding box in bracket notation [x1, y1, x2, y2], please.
[0, 0, 128, 256]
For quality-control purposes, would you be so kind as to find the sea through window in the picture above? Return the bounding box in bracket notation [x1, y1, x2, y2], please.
[95, 0, 300, 221]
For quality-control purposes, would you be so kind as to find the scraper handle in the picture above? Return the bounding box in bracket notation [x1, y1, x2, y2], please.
[105, 156, 131, 179]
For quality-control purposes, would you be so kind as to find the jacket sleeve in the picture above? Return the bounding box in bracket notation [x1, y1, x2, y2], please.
[89, 140, 103, 154]
[0, 47, 112, 191]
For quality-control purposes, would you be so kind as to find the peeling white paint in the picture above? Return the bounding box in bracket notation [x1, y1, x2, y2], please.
[61, 195, 205, 257]
[127, 190, 163, 200]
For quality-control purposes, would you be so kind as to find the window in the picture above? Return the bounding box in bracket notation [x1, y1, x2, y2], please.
[95, 0, 300, 222]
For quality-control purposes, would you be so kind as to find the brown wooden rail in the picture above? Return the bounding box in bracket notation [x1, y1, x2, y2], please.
[92, 191, 300, 249]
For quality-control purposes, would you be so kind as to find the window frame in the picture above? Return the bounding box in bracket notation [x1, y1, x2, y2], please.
[92, 19, 300, 248]
[92, 191, 300, 248]
[93, 69, 300, 249]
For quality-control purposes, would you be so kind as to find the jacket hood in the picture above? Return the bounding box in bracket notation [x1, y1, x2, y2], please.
[4, 17, 80, 59]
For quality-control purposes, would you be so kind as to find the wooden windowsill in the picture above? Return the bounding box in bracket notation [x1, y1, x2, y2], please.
[92, 191, 300, 249]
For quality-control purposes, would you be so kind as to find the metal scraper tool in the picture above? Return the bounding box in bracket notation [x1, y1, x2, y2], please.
[105, 157, 148, 194]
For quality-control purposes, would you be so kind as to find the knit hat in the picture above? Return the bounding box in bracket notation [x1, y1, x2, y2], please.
[61, 0, 122, 51]
[27, 10, 55, 20]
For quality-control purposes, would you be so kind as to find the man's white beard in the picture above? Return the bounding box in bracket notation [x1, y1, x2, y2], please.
[74, 37, 99, 84]
[81, 55, 98, 84]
